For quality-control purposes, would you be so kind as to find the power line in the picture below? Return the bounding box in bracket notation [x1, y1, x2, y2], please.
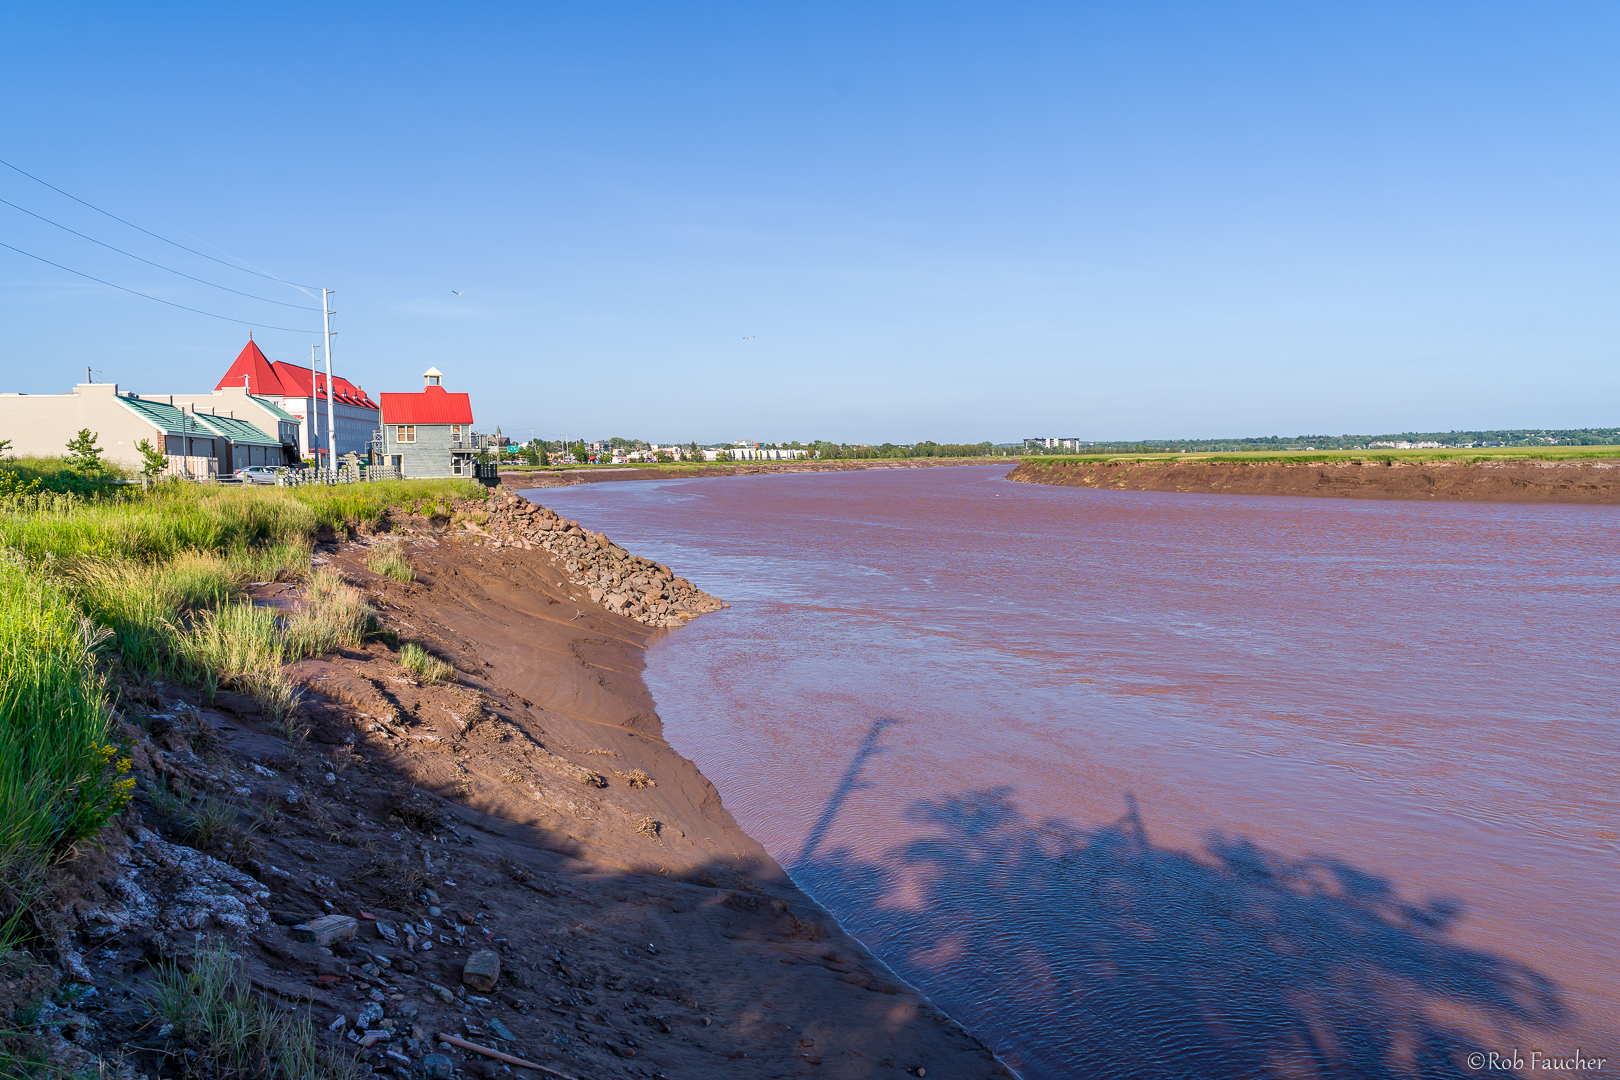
[0, 195, 319, 310]
[0, 156, 319, 292]
[0, 238, 316, 334]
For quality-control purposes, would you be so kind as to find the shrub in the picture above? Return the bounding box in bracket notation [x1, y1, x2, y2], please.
[136, 437, 168, 478]
[399, 643, 453, 683]
[63, 429, 105, 476]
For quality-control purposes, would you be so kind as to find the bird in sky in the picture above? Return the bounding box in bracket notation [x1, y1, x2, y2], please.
[742, 335, 755, 340]
[451, 290, 463, 296]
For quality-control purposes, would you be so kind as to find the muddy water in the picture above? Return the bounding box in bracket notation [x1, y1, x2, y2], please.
[534, 466, 1620, 1079]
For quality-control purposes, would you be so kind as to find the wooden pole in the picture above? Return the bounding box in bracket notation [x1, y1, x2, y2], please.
[433, 1032, 583, 1079]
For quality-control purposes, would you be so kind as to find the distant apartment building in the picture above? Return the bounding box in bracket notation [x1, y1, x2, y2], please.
[1024, 437, 1083, 451]
[705, 446, 808, 461]
[215, 338, 379, 462]
[0, 381, 282, 476]
[378, 368, 479, 478]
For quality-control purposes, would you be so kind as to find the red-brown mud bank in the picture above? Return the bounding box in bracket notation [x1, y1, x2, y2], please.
[27, 495, 1010, 1079]
[1008, 457, 1620, 503]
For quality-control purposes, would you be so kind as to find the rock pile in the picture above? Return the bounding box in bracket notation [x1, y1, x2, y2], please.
[475, 494, 725, 627]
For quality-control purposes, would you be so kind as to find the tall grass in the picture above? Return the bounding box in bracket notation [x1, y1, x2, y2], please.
[0, 477, 472, 948]
[0, 561, 131, 935]
[365, 542, 413, 583]
[399, 643, 453, 683]
[145, 940, 358, 1079]
[285, 569, 379, 657]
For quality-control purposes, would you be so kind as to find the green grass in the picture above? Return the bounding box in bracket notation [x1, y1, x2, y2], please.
[399, 642, 453, 683]
[286, 568, 379, 656]
[0, 475, 473, 955]
[365, 542, 413, 583]
[1022, 445, 1620, 467]
[0, 561, 131, 939]
[144, 940, 358, 1079]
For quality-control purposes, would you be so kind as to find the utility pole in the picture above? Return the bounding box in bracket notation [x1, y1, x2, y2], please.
[309, 343, 321, 465]
[322, 289, 337, 474]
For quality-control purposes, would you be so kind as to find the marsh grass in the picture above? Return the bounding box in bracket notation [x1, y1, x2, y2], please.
[0, 478, 472, 954]
[399, 643, 453, 683]
[365, 542, 413, 583]
[0, 564, 132, 933]
[285, 569, 378, 657]
[144, 940, 357, 1079]
[182, 796, 239, 852]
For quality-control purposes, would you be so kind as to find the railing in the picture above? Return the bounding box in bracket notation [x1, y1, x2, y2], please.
[450, 433, 502, 450]
[277, 465, 402, 487]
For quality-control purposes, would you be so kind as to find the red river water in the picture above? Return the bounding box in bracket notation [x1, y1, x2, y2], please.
[531, 465, 1619, 1080]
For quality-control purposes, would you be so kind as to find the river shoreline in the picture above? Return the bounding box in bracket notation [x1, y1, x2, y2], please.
[38, 493, 1012, 1078]
[1008, 456, 1620, 503]
[501, 457, 1014, 489]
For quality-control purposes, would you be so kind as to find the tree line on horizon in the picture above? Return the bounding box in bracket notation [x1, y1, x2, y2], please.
[1022, 427, 1620, 455]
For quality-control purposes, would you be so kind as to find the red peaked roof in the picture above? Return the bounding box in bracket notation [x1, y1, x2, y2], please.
[379, 385, 474, 425]
[215, 339, 379, 409]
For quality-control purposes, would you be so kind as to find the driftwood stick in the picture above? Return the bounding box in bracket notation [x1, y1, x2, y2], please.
[434, 1032, 580, 1078]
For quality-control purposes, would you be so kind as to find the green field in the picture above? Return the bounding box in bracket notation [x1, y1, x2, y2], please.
[1022, 445, 1620, 467]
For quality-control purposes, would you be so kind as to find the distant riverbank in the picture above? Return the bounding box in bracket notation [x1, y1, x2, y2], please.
[503, 456, 1013, 489]
[1009, 455, 1620, 503]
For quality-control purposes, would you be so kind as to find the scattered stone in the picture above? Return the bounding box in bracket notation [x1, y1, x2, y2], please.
[429, 983, 456, 1004]
[357, 1001, 384, 1029]
[487, 1017, 517, 1042]
[291, 914, 359, 947]
[328, 1015, 347, 1032]
[463, 949, 501, 992]
[422, 1054, 455, 1080]
[375, 921, 399, 945]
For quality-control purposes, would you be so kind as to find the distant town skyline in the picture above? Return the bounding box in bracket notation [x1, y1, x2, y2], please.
[2, 4, 1616, 442]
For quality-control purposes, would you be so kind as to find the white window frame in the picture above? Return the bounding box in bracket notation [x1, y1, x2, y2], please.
[396, 425, 416, 444]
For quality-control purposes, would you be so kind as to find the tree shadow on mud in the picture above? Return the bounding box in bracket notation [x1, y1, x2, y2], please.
[794, 785, 1573, 1080]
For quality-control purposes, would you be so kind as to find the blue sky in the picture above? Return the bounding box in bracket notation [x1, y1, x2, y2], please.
[1, 3, 1616, 443]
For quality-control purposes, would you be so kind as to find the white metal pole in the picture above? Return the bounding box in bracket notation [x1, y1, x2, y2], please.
[323, 289, 336, 474]
[308, 343, 320, 466]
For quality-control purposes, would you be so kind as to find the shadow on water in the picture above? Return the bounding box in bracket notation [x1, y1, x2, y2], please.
[791, 723, 1575, 1080]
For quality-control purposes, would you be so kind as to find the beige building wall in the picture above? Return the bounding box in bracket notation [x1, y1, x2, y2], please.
[0, 383, 167, 468]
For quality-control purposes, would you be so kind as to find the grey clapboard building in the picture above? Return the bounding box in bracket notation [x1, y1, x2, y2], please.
[378, 368, 478, 478]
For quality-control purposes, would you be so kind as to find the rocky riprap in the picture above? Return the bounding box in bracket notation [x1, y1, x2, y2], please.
[472, 494, 724, 627]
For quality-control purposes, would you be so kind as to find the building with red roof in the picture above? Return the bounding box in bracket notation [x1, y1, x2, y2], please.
[215, 338, 380, 461]
[378, 368, 481, 477]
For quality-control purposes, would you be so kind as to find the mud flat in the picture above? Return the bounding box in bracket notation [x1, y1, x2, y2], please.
[1008, 456, 1620, 503]
[39, 494, 1009, 1079]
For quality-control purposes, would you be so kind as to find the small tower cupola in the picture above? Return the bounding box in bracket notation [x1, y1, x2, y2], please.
[423, 367, 444, 388]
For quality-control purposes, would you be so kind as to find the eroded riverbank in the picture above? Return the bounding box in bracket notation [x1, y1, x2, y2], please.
[1008, 456, 1620, 502]
[25, 492, 1009, 1078]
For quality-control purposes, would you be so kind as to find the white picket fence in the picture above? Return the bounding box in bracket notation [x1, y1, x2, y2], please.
[276, 466, 402, 487]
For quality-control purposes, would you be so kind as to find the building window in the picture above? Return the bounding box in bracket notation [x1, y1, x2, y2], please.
[451, 425, 462, 441]
[451, 458, 464, 476]
[396, 425, 416, 443]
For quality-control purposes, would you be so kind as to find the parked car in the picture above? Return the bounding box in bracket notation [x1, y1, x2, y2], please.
[233, 465, 282, 485]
